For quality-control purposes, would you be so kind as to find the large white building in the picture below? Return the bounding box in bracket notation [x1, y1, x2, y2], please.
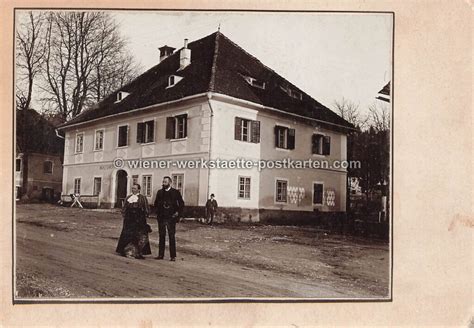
[58, 32, 354, 222]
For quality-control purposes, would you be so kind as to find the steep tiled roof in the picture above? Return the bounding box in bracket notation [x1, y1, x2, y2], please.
[61, 32, 353, 130]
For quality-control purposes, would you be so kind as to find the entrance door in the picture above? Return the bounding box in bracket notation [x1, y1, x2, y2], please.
[116, 170, 128, 208]
[42, 187, 54, 203]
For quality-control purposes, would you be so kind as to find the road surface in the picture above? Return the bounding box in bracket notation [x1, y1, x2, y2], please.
[15, 204, 390, 299]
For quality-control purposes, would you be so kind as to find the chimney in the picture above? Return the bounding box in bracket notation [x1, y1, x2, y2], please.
[158, 45, 175, 62]
[179, 38, 191, 69]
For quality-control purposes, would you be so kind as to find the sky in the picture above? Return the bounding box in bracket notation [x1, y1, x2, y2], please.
[113, 11, 392, 116]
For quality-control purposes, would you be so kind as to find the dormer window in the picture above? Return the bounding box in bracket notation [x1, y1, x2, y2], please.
[116, 91, 130, 102]
[167, 75, 183, 88]
[242, 75, 266, 90]
[280, 85, 302, 100]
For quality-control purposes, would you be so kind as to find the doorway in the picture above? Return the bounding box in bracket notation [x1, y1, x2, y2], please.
[116, 170, 128, 208]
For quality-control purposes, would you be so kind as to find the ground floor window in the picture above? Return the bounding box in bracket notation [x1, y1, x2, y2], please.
[131, 174, 139, 191]
[93, 177, 102, 196]
[142, 175, 152, 197]
[275, 179, 288, 203]
[238, 176, 251, 199]
[74, 178, 81, 195]
[16, 158, 21, 172]
[172, 174, 184, 197]
[313, 183, 324, 205]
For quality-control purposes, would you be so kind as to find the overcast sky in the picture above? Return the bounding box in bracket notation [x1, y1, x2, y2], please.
[114, 11, 392, 115]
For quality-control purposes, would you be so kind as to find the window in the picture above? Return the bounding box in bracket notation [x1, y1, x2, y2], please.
[117, 125, 129, 147]
[137, 120, 155, 144]
[172, 174, 184, 196]
[142, 175, 152, 197]
[43, 161, 53, 174]
[15, 158, 21, 172]
[312, 134, 331, 155]
[74, 178, 81, 195]
[242, 75, 266, 89]
[275, 180, 288, 203]
[131, 175, 139, 190]
[238, 176, 251, 199]
[313, 183, 324, 205]
[274, 126, 295, 149]
[94, 129, 104, 151]
[167, 75, 183, 88]
[234, 117, 260, 143]
[166, 114, 188, 139]
[93, 177, 102, 195]
[75, 133, 84, 153]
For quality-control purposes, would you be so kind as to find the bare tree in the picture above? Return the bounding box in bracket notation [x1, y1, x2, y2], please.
[16, 12, 45, 110]
[333, 97, 368, 130]
[40, 12, 139, 120]
[368, 101, 390, 132]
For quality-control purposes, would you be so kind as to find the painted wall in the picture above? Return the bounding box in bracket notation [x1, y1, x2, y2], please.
[208, 97, 347, 212]
[61, 95, 348, 213]
[62, 99, 211, 207]
[207, 99, 261, 209]
[18, 153, 63, 199]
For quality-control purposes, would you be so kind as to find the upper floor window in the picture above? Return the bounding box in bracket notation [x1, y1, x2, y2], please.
[75, 133, 84, 153]
[43, 161, 53, 174]
[238, 176, 251, 199]
[15, 158, 21, 172]
[137, 120, 155, 144]
[166, 114, 188, 139]
[117, 125, 129, 147]
[312, 134, 331, 155]
[234, 117, 260, 143]
[274, 126, 295, 149]
[167, 75, 183, 88]
[275, 179, 288, 203]
[94, 129, 104, 151]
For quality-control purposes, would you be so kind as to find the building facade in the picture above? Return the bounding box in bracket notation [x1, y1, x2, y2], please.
[16, 109, 64, 202]
[59, 32, 354, 222]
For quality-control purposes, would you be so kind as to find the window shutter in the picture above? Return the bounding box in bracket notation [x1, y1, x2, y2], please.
[323, 136, 331, 155]
[136, 122, 144, 143]
[146, 120, 155, 143]
[287, 128, 295, 149]
[251, 120, 260, 143]
[234, 117, 242, 140]
[126, 125, 130, 146]
[182, 114, 188, 138]
[274, 126, 281, 147]
[166, 117, 175, 139]
[311, 134, 318, 154]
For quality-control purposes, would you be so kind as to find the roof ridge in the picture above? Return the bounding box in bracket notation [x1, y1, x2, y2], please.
[208, 31, 221, 92]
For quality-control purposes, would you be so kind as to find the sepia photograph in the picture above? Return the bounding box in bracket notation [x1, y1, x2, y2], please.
[14, 9, 393, 301]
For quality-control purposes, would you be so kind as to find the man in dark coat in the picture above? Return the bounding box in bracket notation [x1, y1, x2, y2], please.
[205, 194, 218, 225]
[154, 176, 184, 261]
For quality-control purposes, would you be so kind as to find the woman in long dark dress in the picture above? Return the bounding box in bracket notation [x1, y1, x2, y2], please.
[115, 183, 152, 259]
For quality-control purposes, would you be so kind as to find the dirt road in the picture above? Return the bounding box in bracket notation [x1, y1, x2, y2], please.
[15, 204, 390, 299]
